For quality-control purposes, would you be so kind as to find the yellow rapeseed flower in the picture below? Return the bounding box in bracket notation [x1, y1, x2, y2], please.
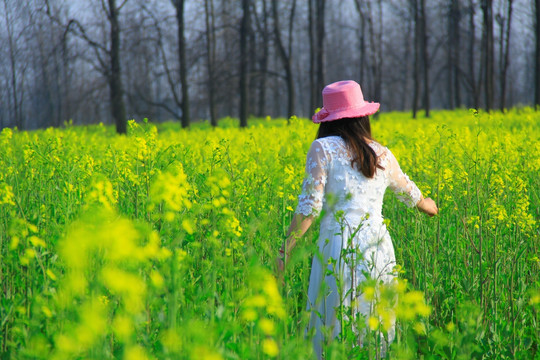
[123, 345, 149, 360]
[258, 318, 276, 335]
[160, 329, 182, 352]
[241, 308, 258, 322]
[262, 338, 279, 357]
[112, 315, 133, 341]
[191, 346, 223, 360]
[46, 269, 57, 281]
[182, 218, 195, 235]
[9, 236, 19, 250]
[363, 286, 375, 301]
[414, 322, 426, 335]
[42, 306, 53, 318]
[150, 270, 164, 288]
[368, 316, 379, 330]
[245, 295, 266, 308]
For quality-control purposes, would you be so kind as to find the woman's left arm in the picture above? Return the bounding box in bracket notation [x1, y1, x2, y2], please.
[277, 140, 328, 272]
[276, 213, 315, 272]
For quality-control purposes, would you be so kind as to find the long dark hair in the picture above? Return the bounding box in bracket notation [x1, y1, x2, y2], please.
[316, 116, 382, 178]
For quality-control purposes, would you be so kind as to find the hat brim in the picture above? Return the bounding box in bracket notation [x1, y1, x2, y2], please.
[312, 102, 380, 123]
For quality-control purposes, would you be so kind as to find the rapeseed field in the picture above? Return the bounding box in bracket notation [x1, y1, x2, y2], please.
[0, 108, 538, 359]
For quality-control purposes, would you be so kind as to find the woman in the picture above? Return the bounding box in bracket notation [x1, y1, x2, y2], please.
[277, 80, 438, 358]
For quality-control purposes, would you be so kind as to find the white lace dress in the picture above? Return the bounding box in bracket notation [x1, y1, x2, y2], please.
[294, 136, 422, 358]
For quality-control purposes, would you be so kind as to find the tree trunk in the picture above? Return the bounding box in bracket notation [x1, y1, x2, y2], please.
[36, 21, 54, 128]
[535, 0, 540, 109]
[402, 11, 413, 110]
[364, 0, 383, 112]
[315, 0, 326, 106]
[498, 0, 513, 112]
[286, 0, 296, 119]
[50, 13, 64, 127]
[454, 0, 461, 107]
[204, 0, 217, 126]
[366, 2, 377, 106]
[248, 2, 257, 113]
[447, 1, 454, 109]
[353, 1, 366, 87]
[61, 28, 71, 126]
[468, 0, 479, 109]
[359, 9, 366, 87]
[412, 0, 420, 118]
[3, 0, 22, 129]
[271, 0, 296, 120]
[420, 0, 430, 117]
[481, 0, 494, 111]
[308, 0, 316, 113]
[448, 0, 461, 109]
[375, 1, 383, 109]
[109, 0, 127, 134]
[239, 0, 250, 127]
[174, 0, 190, 128]
[257, 0, 269, 117]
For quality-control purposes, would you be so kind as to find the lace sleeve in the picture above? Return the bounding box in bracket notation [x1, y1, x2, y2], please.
[294, 140, 328, 216]
[385, 148, 422, 208]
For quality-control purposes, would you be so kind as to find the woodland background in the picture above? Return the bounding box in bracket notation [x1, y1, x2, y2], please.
[0, 0, 538, 133]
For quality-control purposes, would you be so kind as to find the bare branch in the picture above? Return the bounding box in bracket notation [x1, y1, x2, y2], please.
[132, 87, 181, 119]
[140, 4, 182, 109]
[101, 0, 111, 20]
[64, 19, 109, 72]
[117, 0, 130, 12]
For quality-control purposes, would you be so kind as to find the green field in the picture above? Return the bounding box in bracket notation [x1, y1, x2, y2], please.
[0, 109, 538, 359]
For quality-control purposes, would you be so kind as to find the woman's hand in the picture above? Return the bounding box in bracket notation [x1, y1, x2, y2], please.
[417, 197, 438, 217]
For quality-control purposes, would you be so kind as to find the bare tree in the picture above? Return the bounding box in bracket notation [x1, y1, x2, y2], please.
[481, 0, 494, 111]
[496, 0, 513, 111]
[412, 0, 420, 117]
[62, 0, 129, 133]
[170, 0, 190, 128]
[308, 0, 315, 112]
[271, 0, 296, 120]
[204, 0, 217, 126]
[3, 0, 24, 129]
[447, 0, 461, 109]
[420, 0, 430, 116]
[108, 0, 127, 133]
[467, 0, 480, 108]
[251, 0, 270, 117]
[315, 0, 326, 105]
[130, 3, 190, 122]
[239, 0, 250, 127]
[534, 0, 540, 110]
[306, 0, 326, 110]
[353, 0, 367, 87]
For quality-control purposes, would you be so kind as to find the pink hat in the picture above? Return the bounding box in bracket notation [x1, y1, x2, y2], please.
[312, 80, 380, 123]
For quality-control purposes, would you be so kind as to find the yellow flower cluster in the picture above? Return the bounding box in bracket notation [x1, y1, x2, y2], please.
[362, 278, 431, 334]
[149, 163, 192, 220]
[241, 268, 285, 358]
[0, 182, 16, 206]
[0, 108, 537, 358]
[52, 204, 171, 359]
